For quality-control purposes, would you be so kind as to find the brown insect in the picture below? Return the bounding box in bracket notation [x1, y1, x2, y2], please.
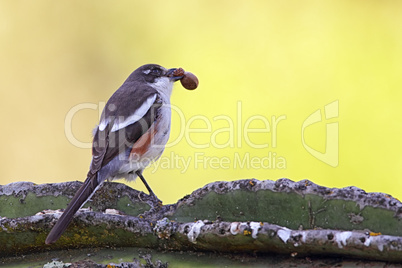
[173, 68, 199, 90]
[173, 68, 185, 77]
[180, 72, 198, 90]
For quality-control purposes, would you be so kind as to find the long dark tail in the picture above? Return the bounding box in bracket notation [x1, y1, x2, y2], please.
[45, 175, 100, 244]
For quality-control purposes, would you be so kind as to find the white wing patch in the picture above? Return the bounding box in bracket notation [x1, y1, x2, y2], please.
[98, 120, 108, 132]
[110, 94, 157, 132]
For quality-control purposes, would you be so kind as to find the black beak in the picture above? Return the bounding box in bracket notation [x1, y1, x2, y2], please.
[166, 68, 184, 82]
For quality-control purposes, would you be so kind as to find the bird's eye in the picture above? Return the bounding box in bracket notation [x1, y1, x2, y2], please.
[150, 68, 161, 76]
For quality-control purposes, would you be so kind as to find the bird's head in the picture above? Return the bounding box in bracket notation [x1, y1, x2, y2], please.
[132, 64, 183, 83]
[128, 64, 184, 95]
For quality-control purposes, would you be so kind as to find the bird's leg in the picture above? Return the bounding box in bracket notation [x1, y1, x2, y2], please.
[135, 170, 162, 205]
[135, 170, 155, 196]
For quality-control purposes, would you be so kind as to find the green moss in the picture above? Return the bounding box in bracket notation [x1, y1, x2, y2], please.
[0, 193, 71, 218]
[171, 190, 402, 236]
[115, 196, 151, 216]
[171, 190, 309, 229]
[0, 191, 150, 219]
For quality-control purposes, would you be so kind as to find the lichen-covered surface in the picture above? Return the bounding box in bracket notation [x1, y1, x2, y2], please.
[168, 179, 402, 236]
[0, 181, 152, 218]
[3, 247, 401, 268]
[1, 178, 402, 264]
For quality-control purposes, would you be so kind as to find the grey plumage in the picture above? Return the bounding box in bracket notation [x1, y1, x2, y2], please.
[45, 64, 183, 244]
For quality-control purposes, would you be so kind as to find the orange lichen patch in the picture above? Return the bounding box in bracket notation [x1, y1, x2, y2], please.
[243, 230, 252, 236]
[369, 232, 382, 236]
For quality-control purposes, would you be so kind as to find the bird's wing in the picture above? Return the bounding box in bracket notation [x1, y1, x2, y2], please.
[89, 91, 162, 177]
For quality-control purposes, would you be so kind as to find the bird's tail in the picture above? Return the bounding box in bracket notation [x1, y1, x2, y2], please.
[45, 175, 100, 244]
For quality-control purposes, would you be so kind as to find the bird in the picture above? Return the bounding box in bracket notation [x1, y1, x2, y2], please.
[45, 64, 195, 244]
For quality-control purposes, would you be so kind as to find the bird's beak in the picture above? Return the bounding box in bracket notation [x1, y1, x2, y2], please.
[165, 68, 184, 82]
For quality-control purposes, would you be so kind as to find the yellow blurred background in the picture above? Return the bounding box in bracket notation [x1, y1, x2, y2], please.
[1, 1, 401, 204]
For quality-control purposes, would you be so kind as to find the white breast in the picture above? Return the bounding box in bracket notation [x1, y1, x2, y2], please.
[145, 75, 174, 159]
[151, 77, 174, 100]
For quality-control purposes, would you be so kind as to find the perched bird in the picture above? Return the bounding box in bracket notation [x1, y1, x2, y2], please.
[45, 64, 197, 244]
